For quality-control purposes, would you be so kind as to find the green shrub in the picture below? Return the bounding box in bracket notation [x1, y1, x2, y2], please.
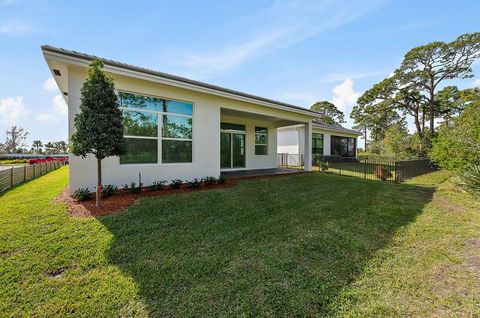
[318, 160, 329, 171]
[202, 176, 216, 186]
[123, 182, 141, 194]
[0, 159, 28, 164]
[218, 176, 227, 184]
[170, 179, 183, 189]
[72, 188, 91, 201]
[431, 102, 480, 172]
[459, 164, 480, 199]
[149, 180, 167, 192]
[186, 178, 201, 189]
[102, 184, 118, 198]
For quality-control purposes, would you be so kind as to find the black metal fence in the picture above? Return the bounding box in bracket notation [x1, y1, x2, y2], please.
[395, 159, 438, 182]
[277, 153, 438, 183]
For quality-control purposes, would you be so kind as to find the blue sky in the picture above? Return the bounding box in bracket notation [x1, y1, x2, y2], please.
[0, 0, 479, 145]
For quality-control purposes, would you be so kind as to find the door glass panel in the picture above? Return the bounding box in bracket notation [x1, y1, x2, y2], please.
[232, 133, 245, 168]
[220, 133, 231, 168]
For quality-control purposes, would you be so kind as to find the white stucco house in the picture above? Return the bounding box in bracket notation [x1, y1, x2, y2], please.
[277, 121, 362, 165]
[42, 45, 320, 192]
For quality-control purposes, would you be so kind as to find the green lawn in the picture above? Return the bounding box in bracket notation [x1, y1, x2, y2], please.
[1, 167, 479, 317]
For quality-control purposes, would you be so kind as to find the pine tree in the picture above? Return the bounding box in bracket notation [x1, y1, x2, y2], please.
[71, 59, 126, 207]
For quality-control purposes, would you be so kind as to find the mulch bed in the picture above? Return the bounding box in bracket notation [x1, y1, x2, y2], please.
[55, 171, 307, 218]
[55, 181, 237, 218]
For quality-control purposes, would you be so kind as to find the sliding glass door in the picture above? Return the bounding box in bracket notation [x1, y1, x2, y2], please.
[221, 123, 246, 169]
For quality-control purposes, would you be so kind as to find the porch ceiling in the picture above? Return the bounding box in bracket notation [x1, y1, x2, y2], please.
[220, 108, 305, 127]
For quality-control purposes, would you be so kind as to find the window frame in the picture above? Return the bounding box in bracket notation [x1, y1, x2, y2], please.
[330, 135, 356, 158]
[118, 90, 194, 165]
[312, 133, 324, 155]
[254, 126, 268, 156]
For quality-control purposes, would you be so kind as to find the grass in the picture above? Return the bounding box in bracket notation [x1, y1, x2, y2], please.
[1, 167, 479, 317]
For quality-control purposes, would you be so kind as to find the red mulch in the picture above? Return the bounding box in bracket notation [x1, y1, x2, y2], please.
[55, 181, 237, 218]
[55, 171, 307, 218]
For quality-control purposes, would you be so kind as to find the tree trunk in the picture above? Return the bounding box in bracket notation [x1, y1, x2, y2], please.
[364, 127, 368, 150]
[414, 111, 422, 135]
[96, 158, 102, 208]
[429, 87, 435, 135]
[421, 106, 426, 132]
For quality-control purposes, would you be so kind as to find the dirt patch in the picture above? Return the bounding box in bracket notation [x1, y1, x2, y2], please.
[464, 238, 480, 280]
[56, 181, 237, 218]
[45, 267, 66, 279]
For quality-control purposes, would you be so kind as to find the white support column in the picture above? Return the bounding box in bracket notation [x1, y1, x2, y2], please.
[304, 121, 312, 171]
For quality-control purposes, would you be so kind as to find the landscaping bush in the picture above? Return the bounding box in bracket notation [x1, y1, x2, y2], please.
[318, 160, 329, 172]
[149, 180, 167, 192]
[102, 184, 118, 198]
[123, 182, 142, 194]
[0, 159, 28, 164]
[186, 178, 201, 189]
[218, 176, 227, 184]
[170, 179, 183, 189]
[72, 188, 91, 201]
[459, 164, 480, 199]
[202, 176, 216, 186]
[375, 165, 393, 181]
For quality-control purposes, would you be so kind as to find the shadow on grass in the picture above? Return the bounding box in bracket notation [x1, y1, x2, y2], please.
[99, 173, 434, 317]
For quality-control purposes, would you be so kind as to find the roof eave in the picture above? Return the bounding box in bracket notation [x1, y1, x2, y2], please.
[41, 45, 320, 119]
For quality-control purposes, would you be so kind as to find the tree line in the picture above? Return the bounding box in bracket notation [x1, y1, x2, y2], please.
[307, 33, 480, 162]
[0, 125, 68, 155]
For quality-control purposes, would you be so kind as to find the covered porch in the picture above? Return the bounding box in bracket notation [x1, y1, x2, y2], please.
[221, 167, 304, 179]
[219, 107, 313, 173]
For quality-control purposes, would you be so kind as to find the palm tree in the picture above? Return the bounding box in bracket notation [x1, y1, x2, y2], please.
[32, 140, 43, 154]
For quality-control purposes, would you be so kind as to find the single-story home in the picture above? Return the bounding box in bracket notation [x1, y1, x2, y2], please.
[41, 45, 321, 191]
[277, 121, 362, 165]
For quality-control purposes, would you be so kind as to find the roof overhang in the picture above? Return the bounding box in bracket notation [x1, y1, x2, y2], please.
[41, 45, 319, 119]
[312, 124, 363, 136]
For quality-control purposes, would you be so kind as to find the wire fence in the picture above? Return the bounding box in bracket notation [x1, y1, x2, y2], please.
[277, 153, 438, 183]
[0, 161, 63, 193]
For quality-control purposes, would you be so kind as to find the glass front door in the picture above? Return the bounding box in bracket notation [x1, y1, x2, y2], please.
[221, 132, 245, 169]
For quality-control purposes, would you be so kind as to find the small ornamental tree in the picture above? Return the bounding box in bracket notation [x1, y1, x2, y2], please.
[71, 59, 126, 207]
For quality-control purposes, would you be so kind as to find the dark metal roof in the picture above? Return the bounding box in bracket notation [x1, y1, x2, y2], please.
[41, 45, 319, 116]
[312, 120, 362, 135]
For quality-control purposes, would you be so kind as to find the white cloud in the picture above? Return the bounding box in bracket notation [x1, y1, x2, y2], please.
[36, 95, 67, 123]
[43, 77, 58, 92]
[0, 21, 31, 35]
[331, 78, 360, 112]
[174, 0, 388, 78]
[474, 78, 480, 87]
[0, 96, 30, 125]
[52, 95, 67, 116]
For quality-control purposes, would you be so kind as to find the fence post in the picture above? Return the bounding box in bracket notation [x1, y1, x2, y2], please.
[364, 158, 367, 179]
[394, 161, 400, 183]
[10, 167, 14, 188]
[24, 165, 27, 183]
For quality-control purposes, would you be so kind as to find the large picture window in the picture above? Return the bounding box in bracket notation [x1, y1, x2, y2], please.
[255, 127, 268, 155]
[312, 133, 324, 155]
[118, 92, 193, 164]
[331, 135, 356, 157]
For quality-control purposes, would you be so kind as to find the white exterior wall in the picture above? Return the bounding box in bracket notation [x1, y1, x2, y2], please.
[277, 128, 300, 154]
[66, 66, 313, 191]
[277, 126, 359, 157]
